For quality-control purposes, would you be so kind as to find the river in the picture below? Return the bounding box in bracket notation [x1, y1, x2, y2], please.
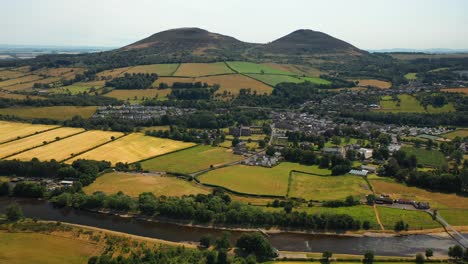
[0, 198, 460, 256]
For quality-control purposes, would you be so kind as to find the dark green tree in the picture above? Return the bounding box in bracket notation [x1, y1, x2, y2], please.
[6, 203, 23, 221]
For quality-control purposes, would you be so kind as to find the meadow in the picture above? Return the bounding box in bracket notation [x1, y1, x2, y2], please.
[300, 76, 332, 85]
[0, 127, 84, 158]
[400, 146, 446, 167]
[9, 130, 123, 162]
[441, 129, 468, 139]
[378, 94, 455, 114]
[376, 206, 440, 230]
[84, 172, 210, 197]
[141, 145, 243, 174]
[369, 175, 468, 209]
[246, 74, 302, 86]
[125, 63, 179, 76]
[0, 74, 42, 88]
[355, 79, 392, 89]
[437, 209, 468, 226]
[0, 121, 58, 143]
[0, 69, 26, 80]
[96, 67, 132, 78]
[199, 163, 332, 196]
[0, 232, 100, 264]
[0, 106, 98, 121]
[197, 74, 273, 95]
[68, 133, 195, 164]
[226, 61, 293, 75]
[173, 62, 233, 76]
[104, 89, 171, 102]
[289, 172, 371, 201]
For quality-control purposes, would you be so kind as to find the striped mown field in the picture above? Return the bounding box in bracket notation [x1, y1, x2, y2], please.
[0, 121, 58, 143]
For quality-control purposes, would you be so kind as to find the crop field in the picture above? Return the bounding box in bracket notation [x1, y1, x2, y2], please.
[295, 205, 380, 229]
[226, 61, 293, 75]
[141, 145, 243, 174]
[0, 74, 42, 88]
[437, 209, 468, 226]
[401, 146, 446, 167]
[441, 87, 468, 95]
[441, 129, 468, 139]
[174, 62, 233, 76]
[0, 69, 25, 80]
[49, 85, 96, 95]
[246, 74, 302, 86]
[355, 79, 392, 89]
[197, 74, 273, 95]
[0, 106, 98, 121]
[9, 130, 123, 162]
[0, 127, 84, 158]
[378, 94, 455, 113]
[68, 133, 195, 164]
[376, 206, 440, 230]
[33, 67, 85, 78]
[0, 121, 58, 143]
[84, 172, 210, 197]
[199, 162, 332, 196]
[0, 232, 100, 264]
[261, 63, 323, 77]
[96, 67, 132, 79]
[104, 89, 171, 102]
[0, 91, 43, 100]
[125, 64, 179, 76]
[369, 175, 468, 209]
[404, 73, 417, 80]
[289, 172, 371, 201]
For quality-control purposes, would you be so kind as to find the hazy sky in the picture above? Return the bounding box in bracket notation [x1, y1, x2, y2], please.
[1, 0, 467, 49]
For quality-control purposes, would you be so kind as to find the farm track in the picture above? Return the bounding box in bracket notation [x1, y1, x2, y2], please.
[373, 205, 385, 231]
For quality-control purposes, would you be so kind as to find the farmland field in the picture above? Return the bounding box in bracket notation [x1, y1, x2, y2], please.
[9, 130, 123, 162]
[355, 79, 392, 89]
[0, 127, 84, 158]
[0, 69, 26, 80]
[378, 94, 455, 113]
[199, 162, 331, 196]
[261, 63, 323, 77]
[174, 62, 233, 76]
[0, 74, 42, 88]
[125, 64, 179, 76]
[68, 133, 195, 164]
[369, 175, 468, 209]
[197, 74, 273, 95]
[400, 146, 446, 167]
[300, 76, 332, 85]
[153, 76, 194, 87]
[84, 172, 210, 197]
[49, 85, 96, 95]
[0, 232, 100, 264]
[0, 121, 58, 143]
[441, 129, 468, 139]
[96, 67, 132, 78]
[0, 91, 43, 100]
[32, 67, 85, 77]
[104, 89, 171, 102]
[246, 74, 302, 86]
[141, 145, 243, 173]
[376, 206, 440, 230]
[437, 209, 468, 226]
[441, 87, 468, 95]
[289, 172, 371, 201]
[226, 61, 293, 75]
[0, 106, 98, 121]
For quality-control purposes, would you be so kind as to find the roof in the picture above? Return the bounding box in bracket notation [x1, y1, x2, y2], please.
[349, 169, 368, 176]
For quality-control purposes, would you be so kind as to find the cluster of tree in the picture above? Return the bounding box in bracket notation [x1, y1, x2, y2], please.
[172, 82, 209, 89]
[394, 220, 409, 232]
[51, 190, 363, 231]
[319, 75, 356, 88]
[0, 94, 120, 109]
[0, 158, 110, 187]
[105, 73, 158, 89]
[145, 126, 225, 145]
[170, 89, 214, 100]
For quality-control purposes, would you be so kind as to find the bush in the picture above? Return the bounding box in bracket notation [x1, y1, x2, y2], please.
[6, 203, 23, 221]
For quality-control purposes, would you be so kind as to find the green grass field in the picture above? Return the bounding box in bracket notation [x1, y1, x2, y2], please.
[378, 94, 455, 113]
[437, 209, 468, 226]
[0, 232, 99, 264]
[0, 106, 97, 121]
[289, 172, 371, 201]
[376, 206, 440, 230]
[199, 162, 331, 196]
[441, 129, 468, 139]
[246, 74, 302, 86]
[404, 73, 417, 80]
[299, 76, 332, 85]
[49, 85, 96, 95]
[401, 146, 446, 167]
[84, 172, 210, 197]
[141, 145, 243, 174]
[125, 64, 179, 76]
[226, 61, 293, 75]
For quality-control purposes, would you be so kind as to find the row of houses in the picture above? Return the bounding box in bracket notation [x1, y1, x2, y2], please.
[374, 194, 430, 210]
[93, 105, 196, 120]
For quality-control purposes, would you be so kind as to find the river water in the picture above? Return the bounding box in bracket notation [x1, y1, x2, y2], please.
[0, 198, 460, 256]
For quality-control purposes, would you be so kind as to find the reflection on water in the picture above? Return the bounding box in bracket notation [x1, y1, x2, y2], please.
[0, 198, 459, 256]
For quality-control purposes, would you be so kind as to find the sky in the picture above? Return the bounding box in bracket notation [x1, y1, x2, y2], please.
[1, 0, 468, 50]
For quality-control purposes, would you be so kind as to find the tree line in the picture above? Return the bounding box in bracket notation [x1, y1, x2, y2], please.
[105, 73, 158, 89]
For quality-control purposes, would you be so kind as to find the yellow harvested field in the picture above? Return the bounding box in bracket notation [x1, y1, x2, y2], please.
[104, 89, 171, 101]
[125, 64, 179, 76]
[0, 121, 58, 143]
[3, 76, 62, 91]
[0, 106, 97, 121]
[68, 133, 195, 164]
[355, 79, 392, 89]
[0, 91, 43, 100]
[174, 62, 233, 77]
[0, 75, 42, 88]
[84, 172, 210, 197]
[8, 130, 124, 162]
[0, 127, 84, 158]
[0, 70, 25, 80]
[96, 67, 132, 78]
[32, 67, 85, 77]
[198, 74, 273, 95]
[441, 87, 468, 95]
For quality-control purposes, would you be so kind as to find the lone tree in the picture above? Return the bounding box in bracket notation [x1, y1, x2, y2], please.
[415, 253, 425, 264]
[425, 249, 433, 260]
[322, 251, 333, 263]
[448, 245, 464, 260]
[363, 250, 374, 264]
[199, 234, 212, 248]
[236, 232, 275, 261]
[6, 203, 23, 221]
